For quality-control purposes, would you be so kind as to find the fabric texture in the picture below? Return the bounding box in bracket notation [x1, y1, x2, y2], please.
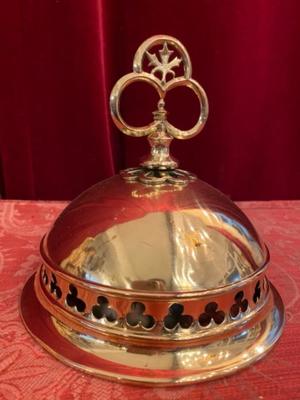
[0, 199, 299, 399]
[1, 0, 300, 201]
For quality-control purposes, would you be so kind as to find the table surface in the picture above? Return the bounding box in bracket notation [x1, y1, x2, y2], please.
[0, 199, 300, 400]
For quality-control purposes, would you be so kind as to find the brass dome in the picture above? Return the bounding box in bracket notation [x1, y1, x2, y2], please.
[44, 176, 267, 292]
[20, 35, 284, 386]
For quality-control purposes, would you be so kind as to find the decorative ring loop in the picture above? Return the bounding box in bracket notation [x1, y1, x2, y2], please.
[109, 35, 209, 140]
[133, 34, 192, 79]
[164, 77, 209, 139]
[110, 73, 164, 137]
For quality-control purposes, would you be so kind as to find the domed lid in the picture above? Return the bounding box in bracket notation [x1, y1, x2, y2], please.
[42, 35, 268, 293]
[43, 175, 267, 292]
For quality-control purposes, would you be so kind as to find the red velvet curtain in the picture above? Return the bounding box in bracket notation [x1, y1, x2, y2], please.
[1, 0, 300, 201]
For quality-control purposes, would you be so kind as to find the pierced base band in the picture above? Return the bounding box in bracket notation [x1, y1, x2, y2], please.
[20, 275, 285, 386]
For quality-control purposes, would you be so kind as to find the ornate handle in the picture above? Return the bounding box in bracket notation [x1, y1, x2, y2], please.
[110, 35, 209, 184]
[110, 35, 208, 140]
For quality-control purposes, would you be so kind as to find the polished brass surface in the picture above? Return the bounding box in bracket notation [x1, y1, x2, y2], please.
[20, 35, 285, 385]
[56, 178, 267, 291]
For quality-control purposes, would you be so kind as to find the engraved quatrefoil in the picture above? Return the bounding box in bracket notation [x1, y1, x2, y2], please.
[110, 35, 209, 186]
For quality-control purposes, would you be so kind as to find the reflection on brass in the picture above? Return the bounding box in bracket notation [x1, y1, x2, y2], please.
[131, 183, 184, 199]
[61, 210, 260, 291]
[20, 35, 285, 386]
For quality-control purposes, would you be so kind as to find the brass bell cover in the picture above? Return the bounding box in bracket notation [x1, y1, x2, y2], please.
[20, 35, 285, 386]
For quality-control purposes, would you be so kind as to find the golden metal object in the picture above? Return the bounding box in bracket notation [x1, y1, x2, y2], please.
[110, 34, 208, 183]
[20, 35, 284, 386]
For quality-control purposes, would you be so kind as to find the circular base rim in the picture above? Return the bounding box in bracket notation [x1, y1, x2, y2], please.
[20, 274, 285, 386]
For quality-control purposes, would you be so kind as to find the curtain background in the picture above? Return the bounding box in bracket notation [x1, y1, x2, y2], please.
[1, 0, 300, 201]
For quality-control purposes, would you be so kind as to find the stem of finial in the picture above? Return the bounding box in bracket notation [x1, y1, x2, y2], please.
[140, 100, 178, 170]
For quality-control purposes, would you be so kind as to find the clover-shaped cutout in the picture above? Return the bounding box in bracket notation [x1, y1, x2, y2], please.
[253, 281, 261, 304]
[126, 302, 155, 329]
[42, 269, 48, 285]
[92, 296, 117, 322]
[199, 302, 225, 327]
[163, 303, 193, 330]
[230, 291, 248, 318]
[66, 284, 86, 313]
[50, 273, 62, 299]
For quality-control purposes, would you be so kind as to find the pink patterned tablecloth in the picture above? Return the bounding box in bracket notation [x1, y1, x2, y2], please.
[0, 200, 300, 400]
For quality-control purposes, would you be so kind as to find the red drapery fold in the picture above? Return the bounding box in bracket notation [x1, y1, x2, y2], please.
[1, 0, 300, 201]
